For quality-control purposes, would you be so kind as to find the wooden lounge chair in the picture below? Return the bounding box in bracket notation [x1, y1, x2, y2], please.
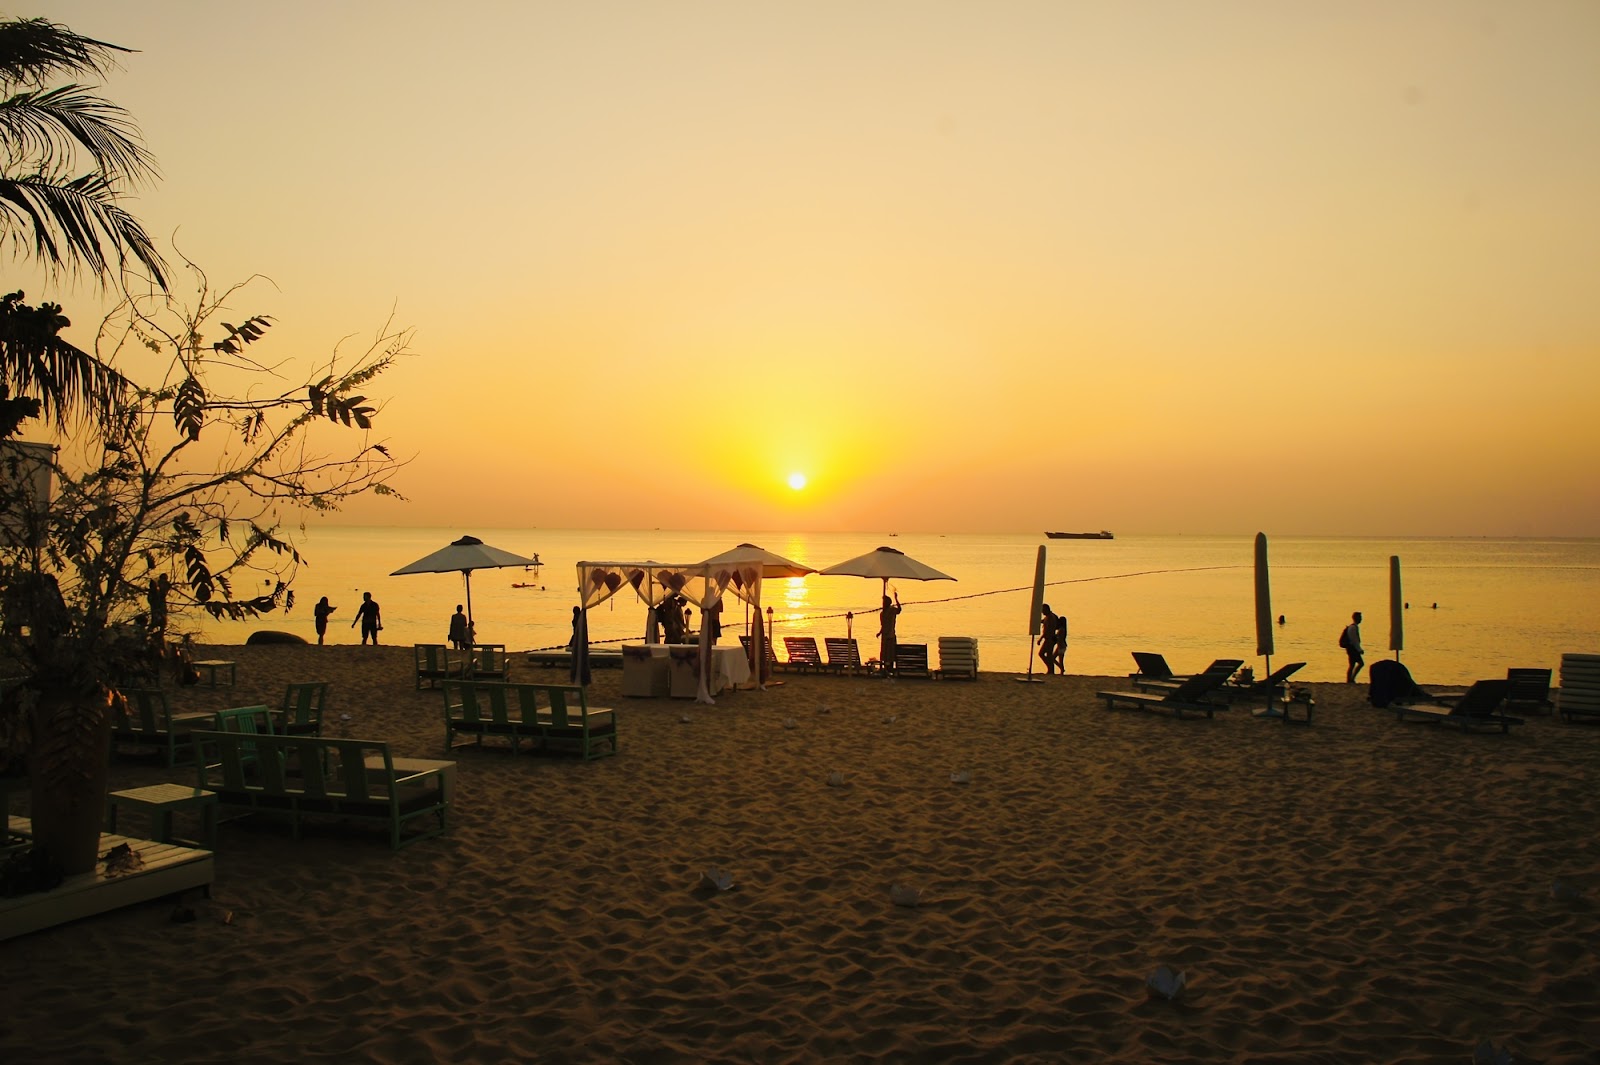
[782, 637, 827, 673]
[1132, 659, 1244, 693]
[1130, 652, 1177, 680]
[824, 638, 870, 675]
[414, 644, 465, 690]
[1557, 654, 1600, 723]
[1098, 670, 1233, 719]
[278, 682, 329, 736]
[1391, 679, 1522, 733]
[936, 636, 979, 680]
[890, 643, 932, 679]
[1503, 668, 1553, 716]
[1214, 662, 1306, 704]
[111, 688, 212, 767]
[738, 634, 784, 675]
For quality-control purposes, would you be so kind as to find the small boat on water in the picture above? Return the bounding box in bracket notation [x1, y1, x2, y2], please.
[511, 582, 539, 589]
[1045, 530, 1114, 540]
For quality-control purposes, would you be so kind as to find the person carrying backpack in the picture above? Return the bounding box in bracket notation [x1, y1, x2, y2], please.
[1341, 611, 1364, 683]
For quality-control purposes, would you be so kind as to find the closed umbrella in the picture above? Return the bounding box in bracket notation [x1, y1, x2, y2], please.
[1019, 545, 1047, 683]
[1253, 532, 1279, 718]
[1389, 555, 1403, 660]
[391, 534, 538, 635]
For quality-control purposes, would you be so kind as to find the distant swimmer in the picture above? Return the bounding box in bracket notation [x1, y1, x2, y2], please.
[1277, 614, 1286, 626]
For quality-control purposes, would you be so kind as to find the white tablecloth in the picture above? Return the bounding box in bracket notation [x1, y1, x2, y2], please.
[625, 644, 752, 693]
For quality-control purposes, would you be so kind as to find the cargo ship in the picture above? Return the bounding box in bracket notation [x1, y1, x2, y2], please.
[1045, 530, 1114, 540]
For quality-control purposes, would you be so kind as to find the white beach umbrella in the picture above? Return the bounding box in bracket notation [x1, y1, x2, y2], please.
[700, 542, 816, 671]
[819, 545, 956, 596]
[391, 534, 538, 633]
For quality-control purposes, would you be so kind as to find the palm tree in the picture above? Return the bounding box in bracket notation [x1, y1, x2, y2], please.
[0, 16, 168, 289]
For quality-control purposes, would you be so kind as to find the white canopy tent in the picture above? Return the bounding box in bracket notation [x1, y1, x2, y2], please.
[576, 559, 765, 704]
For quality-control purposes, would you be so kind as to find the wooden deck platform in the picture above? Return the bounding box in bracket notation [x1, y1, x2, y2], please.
[0, 818, 215, 941]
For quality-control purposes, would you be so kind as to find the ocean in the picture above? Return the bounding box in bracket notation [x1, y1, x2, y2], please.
[191, 528, 1600, 685]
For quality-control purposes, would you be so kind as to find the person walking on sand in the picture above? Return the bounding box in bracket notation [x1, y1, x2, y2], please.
[1038, 603, 1060, 674]
[313, 596, 336, 645]
[1342, 610, 1364, 683]
[448, 604, 470, 650]
[352, 591, 381, 645]
[877, 591, 902, 672]
[1052, 612, 1068, 674]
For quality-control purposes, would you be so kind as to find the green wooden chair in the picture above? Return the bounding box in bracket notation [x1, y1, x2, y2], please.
[533, 683, 617, 760]
[112, 688, 212, 767]
[213, 704, 277, 770]
[415, 644, 464, 689]
[279, 682, 330, 735]
[467, 644, 510, 681]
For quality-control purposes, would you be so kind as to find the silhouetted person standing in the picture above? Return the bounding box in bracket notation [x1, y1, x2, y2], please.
[1343, 611, 1364, 683]
[878, 591, 902, 671]
[313, 596, 336, 645]
[352, 591, 381, 645]
[448, 604, 470, 650]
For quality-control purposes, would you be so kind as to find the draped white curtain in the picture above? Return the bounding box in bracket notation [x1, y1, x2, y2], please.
[576, 561, 763, 702]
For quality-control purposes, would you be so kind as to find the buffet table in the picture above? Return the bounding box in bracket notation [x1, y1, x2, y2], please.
[621, 643, 752, 696]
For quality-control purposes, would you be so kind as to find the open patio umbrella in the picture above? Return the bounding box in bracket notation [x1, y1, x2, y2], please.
[700, 543, 816, 674]
[391, 534, 538, 635]
[822, 546, 955, 673]
[819, 545, 955, 595]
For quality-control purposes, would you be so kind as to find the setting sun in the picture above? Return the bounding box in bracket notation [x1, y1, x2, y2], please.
[787, 472, 807, 491]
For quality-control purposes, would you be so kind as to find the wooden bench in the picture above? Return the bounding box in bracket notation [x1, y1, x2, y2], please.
[1557, 654, 1600, 723]
[442, 681, 617, 760]
[190, 731, 450, 849]
[112, 688, 213, 767]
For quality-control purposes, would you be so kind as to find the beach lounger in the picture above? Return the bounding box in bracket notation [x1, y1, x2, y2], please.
[1391, 679, 1522, 733]
[936, 636, 979, 680]
[1503, 667, 1553, 716]
[1098, 670, 1233, 719]
[739, 634, 784, 675]
[1556, 654, 1600, 723]
[782, 637, 828, 673]
[824, 638, 870, 675]
[1130, 652, 1176, 680]
[1131, 659, 1244, 693]
[890, 643, 932, 679]
[1214, 662, 1306, 704]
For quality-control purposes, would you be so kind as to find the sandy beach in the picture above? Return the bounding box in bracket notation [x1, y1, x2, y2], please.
[4, 643, 1597, 1064]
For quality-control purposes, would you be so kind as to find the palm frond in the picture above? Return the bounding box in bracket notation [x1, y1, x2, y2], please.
[0, 86, 159, 185]
[0, 17, 132, 88]
[0, 289, 131, 427]
[0, 172, 168, 288]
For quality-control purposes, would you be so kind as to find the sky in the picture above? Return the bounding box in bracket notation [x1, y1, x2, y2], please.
[11, 1, 1600, 536]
